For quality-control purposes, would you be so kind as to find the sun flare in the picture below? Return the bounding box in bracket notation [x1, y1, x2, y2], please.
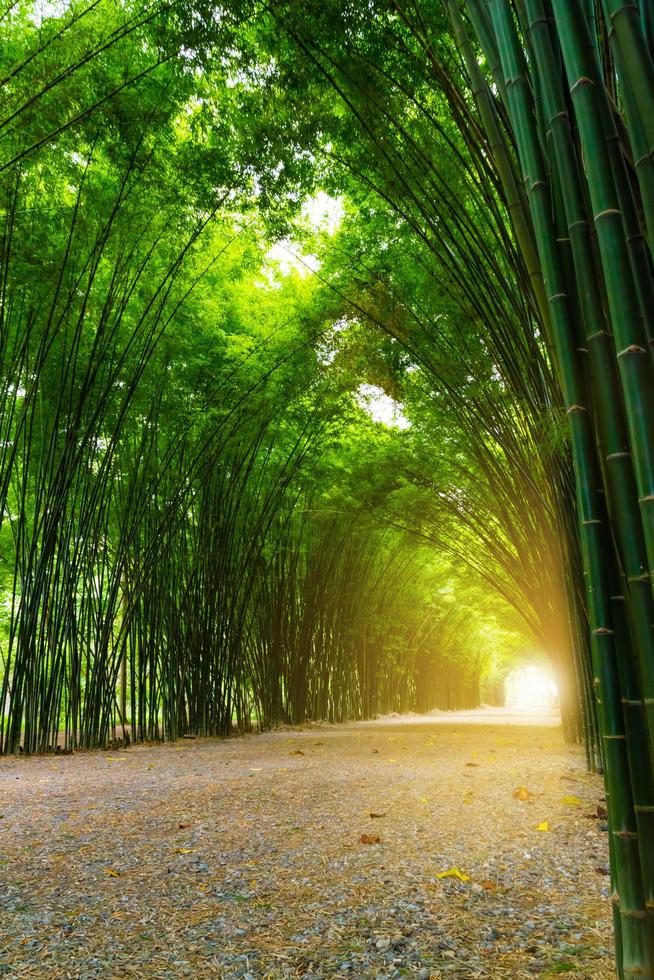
[505, 665, 558, 711]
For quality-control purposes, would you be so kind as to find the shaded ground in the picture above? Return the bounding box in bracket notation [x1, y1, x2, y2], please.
[0, 710, 613, 978]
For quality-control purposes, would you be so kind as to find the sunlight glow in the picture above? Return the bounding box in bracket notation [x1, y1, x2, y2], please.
[263, 243, 321, 282]
[259, 193, 343, 287]
[356, 384, 411, 430]
[303, 192, 344, 234]
[505, 665, 558, 710]
[29, 0, 70, 25]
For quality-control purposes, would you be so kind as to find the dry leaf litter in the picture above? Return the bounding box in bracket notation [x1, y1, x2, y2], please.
[0, 709, 613, 978]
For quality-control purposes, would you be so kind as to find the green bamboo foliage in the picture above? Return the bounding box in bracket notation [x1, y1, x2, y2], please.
[445, 0, 654, 971]
[263, 0, 597, 750]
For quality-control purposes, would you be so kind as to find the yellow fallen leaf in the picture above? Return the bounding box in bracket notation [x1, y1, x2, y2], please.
[560, 795, 582, 806]
[536, 821, 549, 831]
[107, 756, 126, 762]
[419, 796, 429, 804]
[436, 867, 470, 882]
[513, 786, 535, 801]
[104, 868, 120, 877]
[388, 757, 398, 762]
[174, 848, 196, 854]
[249, 767, 263, 772]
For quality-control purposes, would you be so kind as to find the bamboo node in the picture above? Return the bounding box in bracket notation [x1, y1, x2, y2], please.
[618, 344, 646, 356]
[613, 830, 638, 839]
[638, 495, 654, 504]
[570, 76, 594, 95]
[566, 404, 586, 414]
[594, 208, 621, 222]
[606, 452, 630, 460]
[593, 628, 614, 636]
[581, 519, 601, 526]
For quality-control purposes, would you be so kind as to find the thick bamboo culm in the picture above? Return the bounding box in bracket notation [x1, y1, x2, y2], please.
[447, 0, 654, 972]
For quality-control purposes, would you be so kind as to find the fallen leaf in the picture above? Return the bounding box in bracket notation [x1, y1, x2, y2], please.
[419, 796, 429, 804]
[178, 823, 191, 829]
[536, 821, 549, 832]
[480, 879, 496, 891]
[560, 795, 582, 806]
[106, 756, 126, 762]
[436, 867, 470, 882]
[360, 833, 381, 845]
[465, 762, 479, 768]
[513, 786, 535, 801]
[174, 848, 196, 854]
[597, 804, 608, 819]
[369, 812, 386, 819]
[291, 750, 305, 756]
[104, 868, 120, 877]
[249, 767, 263, 772]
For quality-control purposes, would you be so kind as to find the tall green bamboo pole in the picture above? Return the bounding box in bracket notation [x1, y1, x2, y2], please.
[452, 0, 654, 968]
[448, 0, 654, 970]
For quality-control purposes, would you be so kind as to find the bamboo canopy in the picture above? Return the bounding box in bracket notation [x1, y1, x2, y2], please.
[1, 1, 654, 973]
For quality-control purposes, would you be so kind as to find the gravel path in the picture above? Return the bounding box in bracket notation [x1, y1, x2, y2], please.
[0, 710, 613, 978]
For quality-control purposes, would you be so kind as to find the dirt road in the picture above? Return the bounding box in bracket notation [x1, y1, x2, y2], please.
[0, 710, 613, 978]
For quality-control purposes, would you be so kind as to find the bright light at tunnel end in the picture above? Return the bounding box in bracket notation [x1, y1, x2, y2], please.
[505, 665, 558, 711]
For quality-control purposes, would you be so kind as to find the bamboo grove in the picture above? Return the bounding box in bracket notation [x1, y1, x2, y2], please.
[3, 0, 654, 972]
[0, 1, 519, 756]
[450, 1, 654, 972]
